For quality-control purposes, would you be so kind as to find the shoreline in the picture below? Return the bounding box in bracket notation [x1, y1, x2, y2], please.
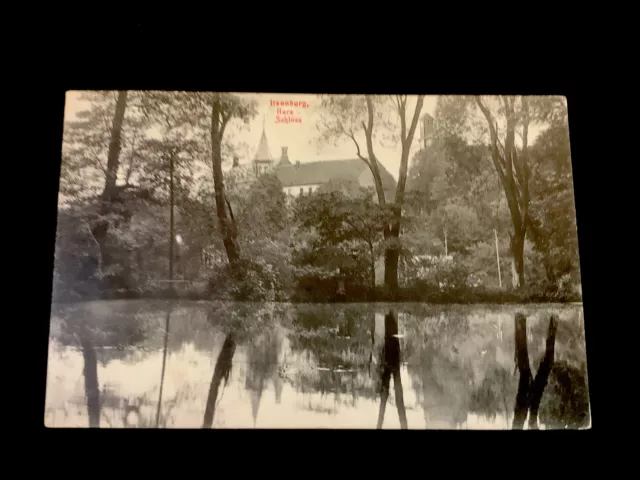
[48, 298, 584, 308]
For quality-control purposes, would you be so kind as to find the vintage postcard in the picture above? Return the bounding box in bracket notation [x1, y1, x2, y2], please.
[45, 92, 590, 429]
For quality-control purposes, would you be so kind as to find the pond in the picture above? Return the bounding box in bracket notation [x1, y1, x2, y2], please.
[44, 300, 590, 429]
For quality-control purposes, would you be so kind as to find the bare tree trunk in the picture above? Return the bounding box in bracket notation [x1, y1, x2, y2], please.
[91, 91, 129, 279]
[383, 206, 402, 293]
[384, 235, 400, 291]
[475, 96, 530, 289]
[102, 91, 128, 202]
[511, 229, 526, 289]
[210, 95, 240, 265]
[361, 95, 423, 293]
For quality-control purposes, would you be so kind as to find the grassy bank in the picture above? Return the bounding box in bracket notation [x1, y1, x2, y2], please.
[52, 282, 582, 305]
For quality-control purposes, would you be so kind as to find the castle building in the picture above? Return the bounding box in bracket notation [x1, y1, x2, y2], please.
[231, 126, 397, 201]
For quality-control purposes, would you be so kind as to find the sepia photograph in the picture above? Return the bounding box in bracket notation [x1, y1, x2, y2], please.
[45, 92, 590, 429]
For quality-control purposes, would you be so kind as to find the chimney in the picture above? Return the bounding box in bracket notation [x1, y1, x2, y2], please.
[280, 146, 289, 163]
[233, 156, 239, 168]
[295, 160, 300, 169]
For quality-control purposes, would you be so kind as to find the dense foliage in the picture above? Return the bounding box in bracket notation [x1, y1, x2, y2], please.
[54, 92, 582, 304]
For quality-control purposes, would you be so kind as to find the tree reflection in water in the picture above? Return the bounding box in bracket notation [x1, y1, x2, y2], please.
[512, 313, 558, 429]
[285, 308, 379, 411]
[376, 310, 407, 429]
[80, 336, 100, 427]
[202, 302, 288, 428]
[511, 313, 589, 429]
[57, 302, 155, 428]
[46, 301, 590, 429]
[155, 307, 172, 427]
[202, 334, 236, 428]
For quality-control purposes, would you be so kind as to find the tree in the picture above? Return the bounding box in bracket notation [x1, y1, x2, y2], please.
[61, 91, 142, 201]
[436, 95, 567, 288]
[59, 91, 215, 294]
[138, 91, 258, 265]
[203, 93, 259, 265]
[135, 92, 263, 428]
[317, 95, 424, 291]
[405, 141, 451, 216]
[237, 172, 288, 240]
[527, 122, 580, 289]
[404, 122, 505, 288]
[474, 96, 532, 288]
[294, 188, 391, 290]
[61, 91, 138, 275]
[103, 91, 129, 202]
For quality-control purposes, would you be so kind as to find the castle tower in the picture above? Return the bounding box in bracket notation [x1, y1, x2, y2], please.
[419, 113, 434, 149]
[253, 117, 273, 176]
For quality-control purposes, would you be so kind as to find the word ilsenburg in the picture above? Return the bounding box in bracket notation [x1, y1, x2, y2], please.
[270, 100, 309, 108]
[270, 99, 307, 123]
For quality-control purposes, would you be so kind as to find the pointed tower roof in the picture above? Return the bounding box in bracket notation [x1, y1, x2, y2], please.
[253, 119, 272, 162]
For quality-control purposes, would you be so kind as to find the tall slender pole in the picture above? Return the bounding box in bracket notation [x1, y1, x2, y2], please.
[157, 152, 175, 428]
[169, 153, 175, 282]
[494, 228, 502, 288]
[444, 229, 448, 257]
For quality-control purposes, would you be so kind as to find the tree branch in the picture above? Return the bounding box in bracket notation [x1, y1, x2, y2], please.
[125, 131, 140, 184]
[363, 96, 386, 205]
[520, 96, 531, 211]
[475, 96, 506, 185]
[346, 128, 371, 168]
[500, 95, 511, 114]
[477, 96, 523, 233]
[502, 96, 516, 186]
[225, 194, 235, 223]
[220, 111, 231, 142]
[398, 98, 407, 144]
[395, 96, 424, 206]
[85, 146, 108, 175]
[84, 219, 104, 278]
[405, 96, 424, 148]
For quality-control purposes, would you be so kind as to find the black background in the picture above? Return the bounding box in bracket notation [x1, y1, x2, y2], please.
[13, 15, 622, 473]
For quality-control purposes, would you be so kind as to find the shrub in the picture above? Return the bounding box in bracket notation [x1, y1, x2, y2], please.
[207, 258, 289, 302]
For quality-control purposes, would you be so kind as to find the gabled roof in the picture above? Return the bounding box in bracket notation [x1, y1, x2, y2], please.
[274, 158, 397, 190]
[253, 129, 272, 162]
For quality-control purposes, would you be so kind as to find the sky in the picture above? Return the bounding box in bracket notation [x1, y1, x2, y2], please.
[64, 91, 439, 181]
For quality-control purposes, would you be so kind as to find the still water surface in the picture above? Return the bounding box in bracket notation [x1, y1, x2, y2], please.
[44, 300, 590, 429]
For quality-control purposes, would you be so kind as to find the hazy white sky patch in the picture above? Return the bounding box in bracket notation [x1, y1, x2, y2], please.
[64, 91, 439, 181]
